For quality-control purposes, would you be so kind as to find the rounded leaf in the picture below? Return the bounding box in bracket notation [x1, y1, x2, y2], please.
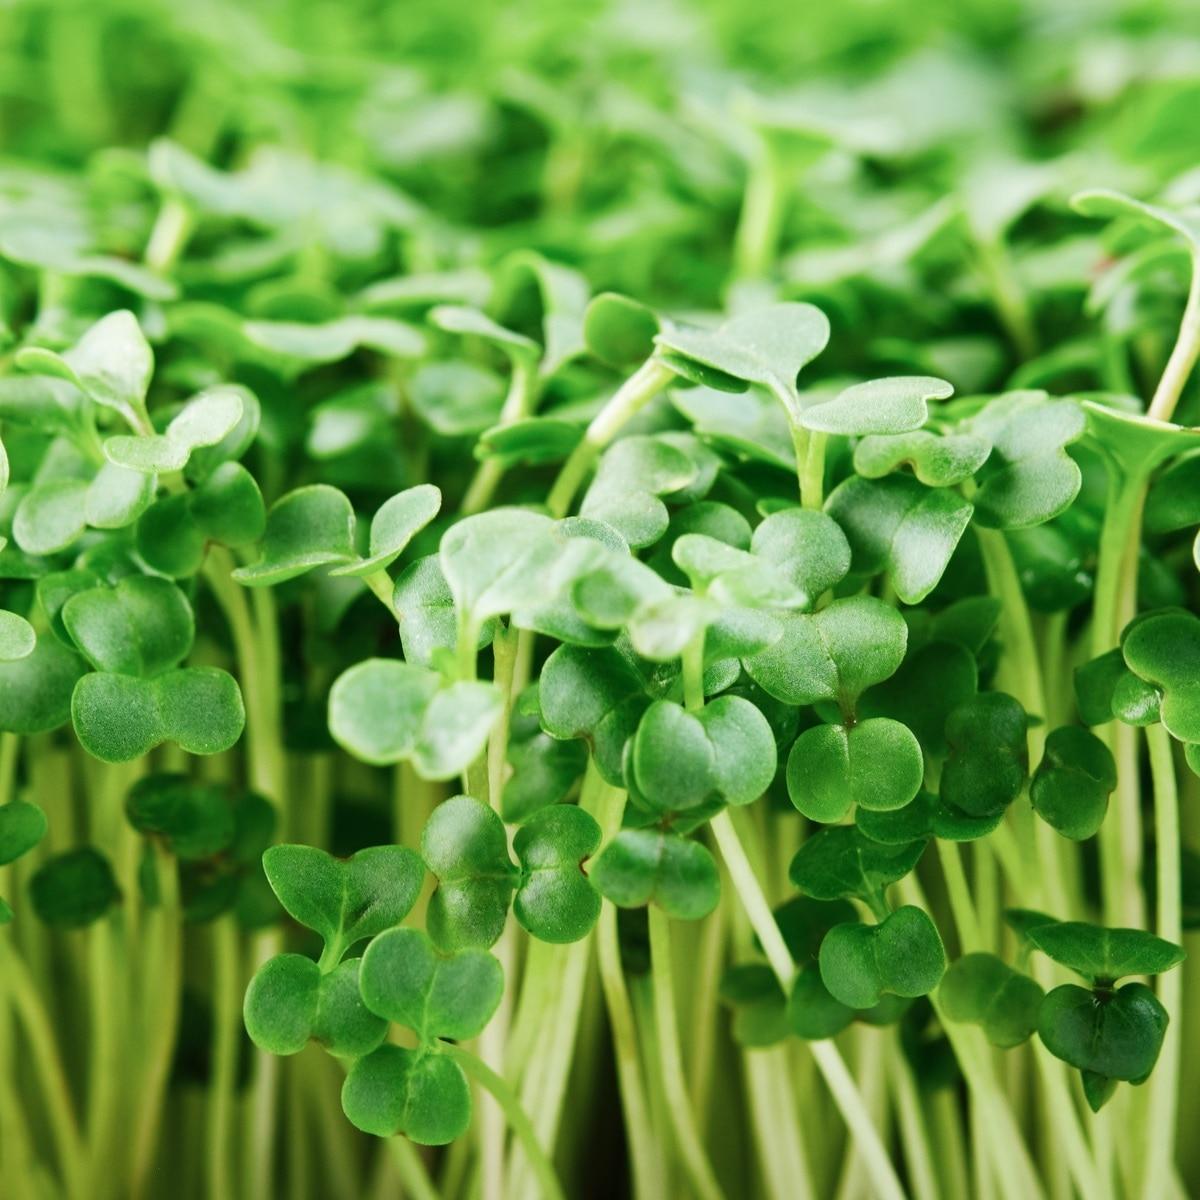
[244, 953, 321, 1055]
[342, 1045, 471, 1144]
[1030, 726, 1117, 840]
[28, 847, 119, 928]
[590, 828, 719, 921]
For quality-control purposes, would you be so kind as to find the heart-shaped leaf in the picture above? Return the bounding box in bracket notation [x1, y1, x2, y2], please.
[969, 392, 1084, 530]
[819, 906, 945, 1008]
[744, 595, 908, 713]
[748, 508, 851, 610]
[0, 634, 87, 734]
[854, 429, 992, 488]
[786, 717, 923, 822]
[360, 926, 504, 1042]
[720, 964, 789, 1047]
[1038, 981, 1168, 1082]
[104, 388, 244, 473]
[62, 576, 194, 676]
[1027, 921, 1185, 983]
[263, 844, 424, 963]
[233, 485, 357, 585]
[789, 824, 926, 905]
[71, 667, 246, 762]
[654, 303, 830, 419]
[939, 953, 1044, 1048]
[328, 659, 502, 781]
[801, 376, 953, 435]
[825, 474, 973, 605]
[630, 696, 776, 812]
[342, 1045, 470, 1144]
[583, 292, 661, 369]
[1030, 726, 1117, 840]
[0, 800, 47, 865]
[421, 796, 519, 951]
[126, 773, 235, 860]
[512, 805, 602, 943]
[787, 966, 857, 1040]
[940, 692, 1028, 818]
[329, 485, 441, 577]
[17, 310, 153, 432]
[591, 828, 720, 920]
[539, 644, 649, 786]
[85, 462, 157, 530]
[1121, 609, 1200, 742]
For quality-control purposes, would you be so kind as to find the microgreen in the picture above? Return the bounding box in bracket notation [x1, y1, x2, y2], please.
[3, 11, 1200, 1200]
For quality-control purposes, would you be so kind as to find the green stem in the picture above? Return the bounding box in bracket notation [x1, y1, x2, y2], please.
[647, 907, 727, 1200]
[709, 808, 907, 1200]
[545, 358, 675, 518]
[935, 840, 981, 952]
[131, 844, 182, 1200]
[1143, 724, 1182, 1199]
[732, 132, 786, 282]
[977, 237, 1036, 360]
[681, 629, 706, 712]
[793, 423, 827, 510]
[597, 901, 665, 1200]
[462, 357, 539, 515]
[888, 1040, 942, 1200]
[362, 568, 396, 610]
[0, 937, 86, 1200]
[144, 197, 195, 275]
[1149, 261, 1200, 421]
[440, 1044, 566, 1200]
[206, 917, 241, 1200]
[744, 1044, 815, 1200]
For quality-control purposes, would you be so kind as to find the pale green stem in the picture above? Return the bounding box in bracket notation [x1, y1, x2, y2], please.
[710, 808, 908, 1200]
[440, 1044, 566, 1200]
[744, 1045, 815, 1200]
[597, 901, 666, 1200]
[888, 1041, 941, 1200]
[647, 907, 727, 1200]
[1148, 261, 1200, 421]
[144, 197, 195, 275]
[206, 917, 241, 1200]
[1143, 724, 1182, 1199]
[545, 359, 676, 518]
[935, 840, 981, 953]
[732, 131, 787, 282]
[462, 356, 539, 515]
[362, 568, 395, 609]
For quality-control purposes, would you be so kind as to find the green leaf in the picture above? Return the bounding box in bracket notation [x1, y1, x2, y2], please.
[360, 926, 503, 1043]
[789, 824, 926, 905]
[12, 479, 89, 555]
[233, 485, 357, 585]
[940, 692, 1028, 818]
[786, 718, 923, 822]
[329, 485, 442, 577]
[104, 388, 244, 473]
[583, 293, 661, 369]
[17, 310, 153, 431]
[1074, 649, 1128, 727]
[818, 906, 945, 1008]
[342, 1045, 470, 1144]
[71, 667, 246, 762]
[1121, 609, 1200, 742]
[512, 805, 602, 943]
[429, 305, 539, 362]
[0, 634, 88, 734]
[787, 966, 856, 1040]
[801, 376, 953, 435]
[393, 556, 494, 670]
[1038, 982, 1168, 1082]
[421, 796, 519, 951]
[125, 774, 235, 860]
[630, 697, 776, 812]
[1027, 921, 1185, 983]
[854, 430, 992, 488]
[539, 645, 649, 786]
[744, 595, 908, 711]
[825, 474, 973, 605]
[591, 828, 720, 920]
[0, 610, 35, 662]
[672, 385, 794, 471]
[654, 304, 830, 419]
[748, 509, 851, 609]
[135, 494, 207, 579]
[1145, 454, 1200, 534]
[970, 392, 1084, 530]
[243, 953, 322, 1055]
[28, 847, 119, 928]
[410, 362, 505, 437]
[62, 576, 194, 676]
[85, 462, 156, 530]
[262, 844, 424, 961]
[719, 964, 788, 1047]
[0, 800, 47, 865]
[1030, 726, 1117, 840]
[312, 958, 391, 1057]
[189, 462, 267, 547]
[940, 953, 1044, 1047]
[580, 437, 699, 549]
[1072, 188, 1200, 255]
[242, 316, 427, 365]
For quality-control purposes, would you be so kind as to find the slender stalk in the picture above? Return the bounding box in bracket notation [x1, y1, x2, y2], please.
[462, 357, 539, 515]
[732, 131, 787, 282]
[647, 907, 727, 1200]
[441, 1044, 567, 1200]
[744, 1045, 815, 1200]
[207, 917, 241, 1200]
[709, 808, 907, 1200]
[597, 901, 666, 1200]
[888, 1042, 941, 1200]
[545, 359, 676, 518]
[1143, 724, 1182, 1199]
[1148, 263, 1200, 421]
[0, 937, 86, 1200]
